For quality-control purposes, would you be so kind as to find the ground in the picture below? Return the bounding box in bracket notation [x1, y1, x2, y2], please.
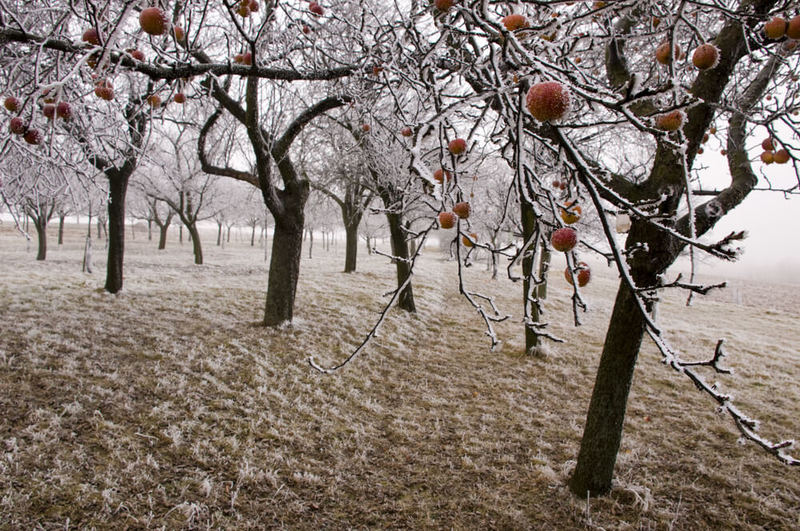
[0, 223, 798, 529]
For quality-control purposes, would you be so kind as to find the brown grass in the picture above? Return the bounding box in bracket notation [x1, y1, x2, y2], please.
[0, 223, 798, 529]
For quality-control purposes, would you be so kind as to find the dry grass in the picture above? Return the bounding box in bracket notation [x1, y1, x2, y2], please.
[0, 223, 798, 530]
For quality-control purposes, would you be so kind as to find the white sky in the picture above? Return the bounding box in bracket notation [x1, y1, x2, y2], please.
[694, 149, 800, 282]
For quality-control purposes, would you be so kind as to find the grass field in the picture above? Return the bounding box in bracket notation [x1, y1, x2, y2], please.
[0, 222, 798, 529]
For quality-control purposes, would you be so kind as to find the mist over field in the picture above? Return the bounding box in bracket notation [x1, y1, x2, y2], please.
[1, 223, 798, 529]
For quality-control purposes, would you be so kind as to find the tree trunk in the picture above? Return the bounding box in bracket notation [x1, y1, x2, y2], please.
[521, 199, 540, 353]
[147, 219, 153, 241]
[158, 223, 169, 250]
[538, 247, 551, 300]
[217, 222, 222, 246]
[104, 174, 128, 294]
[179, 225, 183, 244]
[226, 225, 232, 243]
[264, 219, 304, 326]
[344, 222, 359, 273]
[569, 280, 647, 497]
[386, 212, 415, 312]
[34, 220, 47, 261]
[188, 223, 203, 265]
[131, 220, 135, 240]
[366, 235, 372, 254]
[308, 229, 313, 259]
[58, 214, 65, 245]
[251, 223, 256, 246]
[82, 236, 93, 274]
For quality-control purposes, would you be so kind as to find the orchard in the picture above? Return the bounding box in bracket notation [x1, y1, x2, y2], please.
[0, 0, 799, 526]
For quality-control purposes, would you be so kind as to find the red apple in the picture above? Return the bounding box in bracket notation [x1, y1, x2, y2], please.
[761, 137, 775, 151]
[237, 2, 251, 17]
[565, 262, 590, 287]
[82, 28, 100, 45]
[448, 138, 467, 155]
[23, 128, 42, 145]
[788, 15, 800, 40]
[174, 92, 186, 104]
[501, 14, 528, 31]
[139, 7, 168, 36]
[526, 81, 570, 122]
[433, 168, 451, 183]
[761, 151, 774, 164]
[173, 26, 185, 42]
[4, 96, 20, 112]
[655, 41, 680, 65]
[147, 94, 161, 108]
[551, 227, 577, 252]
[462, 232, 478, 247]
[56, 101, 72, 120]
[8, 117, 26, 135]
[692, 43, 719, 70]
[560, 204, 581, 225]
[774, 148, 790, 164]
[361, 123, 371, 132]
[249, 0, 260, 11]
[452, 201, 470, 219]
[655, 110, 685, 131]
[94, 80, 114, 101]
[309, 2, 324, 16]
[42, 103, 56, 120]
[764, 16, 787, 40]
[302, 25, 311, 34]
[128, 49, 145, 61]
[401, 126, 413, 137]
[435, 0, 455, 11]
[438, 211, 456, 229]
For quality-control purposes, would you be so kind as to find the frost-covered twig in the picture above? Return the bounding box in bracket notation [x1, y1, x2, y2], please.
[309, 227, 431, 373]
[653, 273, 727, 295]
[647, 330, 800, 466]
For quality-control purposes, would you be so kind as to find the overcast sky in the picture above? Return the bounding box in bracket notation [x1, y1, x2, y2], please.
[698, 149, 799, 282]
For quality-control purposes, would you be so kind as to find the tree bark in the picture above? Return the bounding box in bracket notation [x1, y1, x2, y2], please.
[307, 229, 313, 259]
[216, 222, 222, 246]
[147, 219, 153, 241]
[179, 225, 183, 244]
[264, 219, 304, 326]
[188, 223, 203, 265]
[521, 198, 540, 353]
[386, 211, 415, 312]
[34, 219, 47, 261]
[58, 214, 65, 245]
[157, 223, 169, 250]
[569, 280, 647, 497]
[104, 174, 128, 293]
[344, 222, 359, 273]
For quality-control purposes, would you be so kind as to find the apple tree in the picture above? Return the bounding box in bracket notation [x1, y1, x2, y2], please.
[310, 0, 800, 495]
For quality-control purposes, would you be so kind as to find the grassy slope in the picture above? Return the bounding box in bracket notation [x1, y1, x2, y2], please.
[0, 224, 798, 530]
